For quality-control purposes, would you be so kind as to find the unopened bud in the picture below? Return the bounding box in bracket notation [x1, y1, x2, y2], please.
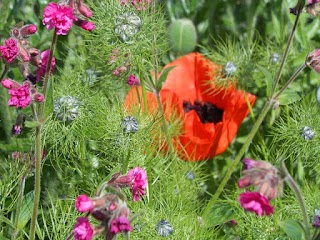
[75, 19, 95, 31]
[1, 78, 20, 89]
[306, 49, 320, 73]
[20, 24, 37, 37]
[19, 45, 30, 62]
[29, 48, 39, 57]
[78, 2, 93, 18]
[32, 93, 44, 103]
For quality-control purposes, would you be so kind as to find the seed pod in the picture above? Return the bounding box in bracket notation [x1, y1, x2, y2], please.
[168, 19, 197, 55]
[53, 96, 80, 122]
[300, 126, 315, 140]
[155, 219, 173, 237]
[114, 12, 141, 43]
[121, 116, 138, 133]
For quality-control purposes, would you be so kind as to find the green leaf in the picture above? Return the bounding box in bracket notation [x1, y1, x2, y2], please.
[204, 202, 235, 226]
[278, 219, 306, 240]
[256, 65, 273, 97]
[44, 77, 54, 119]
[156, 66, 176, 92]
[24, 120, 41, 128]
[277, 87, 303, 105]
[0, 236, 10, 240]
[17, 191, 34, 230]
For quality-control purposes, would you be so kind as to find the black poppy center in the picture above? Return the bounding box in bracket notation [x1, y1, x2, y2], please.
[183, 100, 224, 124]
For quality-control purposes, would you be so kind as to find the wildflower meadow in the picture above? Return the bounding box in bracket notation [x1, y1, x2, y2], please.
[1, 0, 320, 239]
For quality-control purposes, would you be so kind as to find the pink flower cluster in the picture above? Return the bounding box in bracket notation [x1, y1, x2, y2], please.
[73, 167, 147, 239]
[42, 0, 95, 35]
[109, 49, 131, 76]
[0, 38, 19, 63]
[127, 74, 140, 86]
[237, 158, 282, 216]
[1, 79, 44, 108]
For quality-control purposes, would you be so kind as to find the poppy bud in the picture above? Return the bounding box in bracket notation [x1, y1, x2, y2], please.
[168, 19, 197, 55]
[20, 24, 37, 37]
[306, 49, 320, 73]
[78, 2, 93, 18]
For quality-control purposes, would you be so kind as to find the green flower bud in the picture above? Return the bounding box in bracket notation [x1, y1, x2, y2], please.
[168, 19, 197, 55]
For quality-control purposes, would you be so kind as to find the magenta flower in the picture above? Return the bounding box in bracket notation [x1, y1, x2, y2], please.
[42, 2, 77, 35]
[109, 216, 133, 234]
[76, 19, 95, 31]
[2, 79, 32, 109]
[74, 217, 94, 240]
[0, 38, 19, 63]
[75, 194, 95, 212]
[36, 49, 56, 82]
[127, 167, 147, 201]
[239, 192, 274, 216]
[127, 75, 140, 86]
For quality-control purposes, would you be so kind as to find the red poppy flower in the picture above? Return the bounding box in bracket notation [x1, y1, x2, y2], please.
[124, 52, 256, 161]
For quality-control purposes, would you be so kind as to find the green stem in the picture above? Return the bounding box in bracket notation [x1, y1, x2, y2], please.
[271, 9, 301, 96]
[202, 101, 273, 217]
[0, 65, 13, 143]
[29, 30, 57, 240]
[273, 63, 306, 99]
[12, 175, 26, 240]
[281, 159, 310, 239]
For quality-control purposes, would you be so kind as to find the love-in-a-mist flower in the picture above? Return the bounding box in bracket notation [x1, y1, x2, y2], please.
[36, 49, 56, 82]
[73, 217, 94, 240]
[239, 191, 274, 216]
[127, 167, 147, 201]
[124, 52, 256, 161]
[0, 38, 19, 63]
[75, 194, 95, 212]
[42, 2, 77, 35]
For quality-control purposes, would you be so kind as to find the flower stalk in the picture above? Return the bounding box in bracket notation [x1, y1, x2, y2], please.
[28, 30, 57, 240]
[280, 159, 310, 239]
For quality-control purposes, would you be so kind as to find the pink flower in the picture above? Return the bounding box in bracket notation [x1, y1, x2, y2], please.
[3, 80, 32, 108]
[0, 38, 19, 63]
[36, 49, 56, 82]
[239, 192, 274, 216]
[20, 24, 38, 37]
[42, 2, 77, 35]
[127, 167, 147, 201]
[127, 75, 140, 86]
[75, 194, 94, 212]
[109, 216, 133, 234]
[74, 217, 94, 240]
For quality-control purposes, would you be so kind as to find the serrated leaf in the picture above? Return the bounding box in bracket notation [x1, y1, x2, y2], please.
[278, 219, 306, 240]
[24, 120, 41, 128]
[156, 66, 175, 92]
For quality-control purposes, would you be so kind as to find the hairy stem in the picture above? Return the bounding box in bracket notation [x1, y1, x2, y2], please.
[29, 30, 57, 240]
[281, 159, 310, 239]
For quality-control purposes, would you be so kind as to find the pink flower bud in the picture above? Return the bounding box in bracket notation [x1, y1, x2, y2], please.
[117, 66, 127, 72]
[127, 74, 140, 86]
[1, 78, 20, 89]
[29, 48, 39, 57]
[306, 49, 320, 73]
[19, 45, 30, 62]
[237, 176, 251, 188]
[113, 70, 120, 76]
[32, 93, 44, 103]
[75, 194, 94, 212]
[76, 20, 95, 31]
[78, 2, 93, 18]
[20, 24, 37, 37]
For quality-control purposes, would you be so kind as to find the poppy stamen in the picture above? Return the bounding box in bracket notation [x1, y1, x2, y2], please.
[183, 100, 223, 124]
